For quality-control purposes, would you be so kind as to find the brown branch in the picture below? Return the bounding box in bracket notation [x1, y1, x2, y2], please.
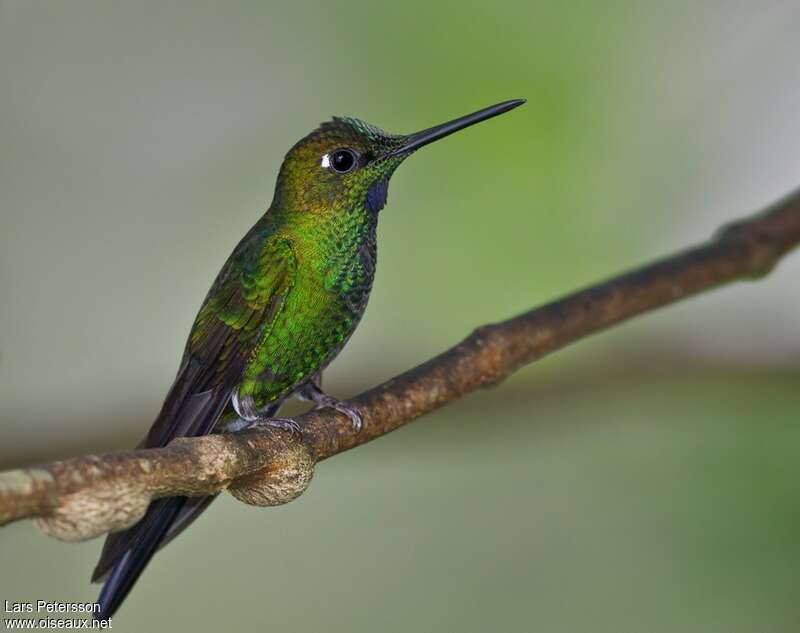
[2, 188, 800, 542]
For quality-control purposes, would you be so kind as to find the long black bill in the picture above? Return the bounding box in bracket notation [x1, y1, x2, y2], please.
[388, 99, 526, 157]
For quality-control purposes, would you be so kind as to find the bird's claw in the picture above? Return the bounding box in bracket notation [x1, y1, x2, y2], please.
[222, 416, 302, 439]
[313, 396, 363, 432]
[295, 380, 363, 432]
[253, 417, 303, 438]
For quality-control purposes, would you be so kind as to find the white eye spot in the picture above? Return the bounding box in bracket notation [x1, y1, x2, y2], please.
[320, 153, 331, 168]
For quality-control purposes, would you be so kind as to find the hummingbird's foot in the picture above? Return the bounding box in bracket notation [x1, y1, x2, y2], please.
[314, 395, 363, 432]
[223, 416, 302, 438]
[297, 381, 363, 432]
[224, 393, 302, 437]
[250, 417, 303, 437]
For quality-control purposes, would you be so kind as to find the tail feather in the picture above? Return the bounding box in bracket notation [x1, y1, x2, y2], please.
[95, 497, 187, 620]
[93, 356, 285, 618]
[161, 495, 218, 549]
[92, 380, 233, 613]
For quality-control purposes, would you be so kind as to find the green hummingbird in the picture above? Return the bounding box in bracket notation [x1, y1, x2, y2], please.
[92, 99, 525, 619]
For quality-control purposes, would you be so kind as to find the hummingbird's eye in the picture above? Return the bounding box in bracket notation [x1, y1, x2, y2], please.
[326, 148, 358, 174]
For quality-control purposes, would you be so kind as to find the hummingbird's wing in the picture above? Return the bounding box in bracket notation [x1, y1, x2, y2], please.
[144, 233, 297, 447]
[91, 230, 296, 613]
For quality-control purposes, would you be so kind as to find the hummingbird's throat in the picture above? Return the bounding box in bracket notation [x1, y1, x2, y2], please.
[365, 179, 389, 214]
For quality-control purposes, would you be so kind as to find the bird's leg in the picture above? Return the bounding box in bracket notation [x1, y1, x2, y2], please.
[296, 374, 363, 432]
[222, 391, 301, 437]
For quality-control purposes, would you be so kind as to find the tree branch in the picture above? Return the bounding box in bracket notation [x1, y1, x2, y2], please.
[2, 189, 799, 542]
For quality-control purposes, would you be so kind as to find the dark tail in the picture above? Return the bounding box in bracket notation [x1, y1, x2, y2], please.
[95, 497, 187, 620]
[91, 361, 280, 618]
[92, 372, 234, 618]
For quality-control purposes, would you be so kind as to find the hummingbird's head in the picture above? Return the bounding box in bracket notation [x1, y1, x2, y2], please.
[272, 99, 526, 218]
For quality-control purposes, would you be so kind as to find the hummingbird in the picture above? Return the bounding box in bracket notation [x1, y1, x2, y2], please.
[92, 99, 525, 619]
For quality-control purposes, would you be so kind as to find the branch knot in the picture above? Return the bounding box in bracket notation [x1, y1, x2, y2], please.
[227, 440, 314, 507]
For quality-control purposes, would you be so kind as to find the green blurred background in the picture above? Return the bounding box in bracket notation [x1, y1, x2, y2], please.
[1, 1, 799, 631]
